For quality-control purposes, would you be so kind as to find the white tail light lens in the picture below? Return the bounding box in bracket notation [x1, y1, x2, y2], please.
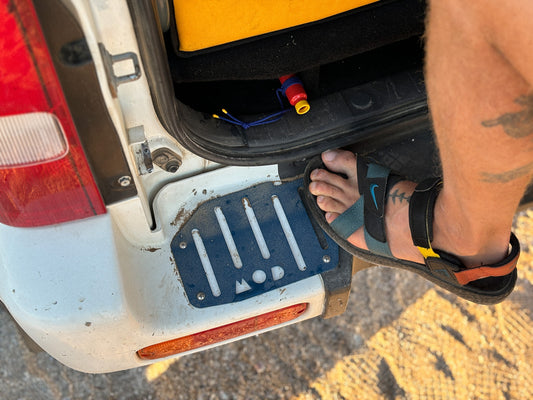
[0, 112, 68, 168]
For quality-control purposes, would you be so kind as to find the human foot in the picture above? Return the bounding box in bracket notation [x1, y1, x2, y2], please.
[308, 149, 515, 268]
[308, 149, 424, 265]
[305, 149, 519, 303]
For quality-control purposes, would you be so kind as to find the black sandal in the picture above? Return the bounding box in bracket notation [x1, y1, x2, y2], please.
[303, 155, 519, 304]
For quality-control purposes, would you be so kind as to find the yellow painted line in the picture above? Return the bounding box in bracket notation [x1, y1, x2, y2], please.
[145, 358, 178, 382]
[293, 211, 533, 400]
[294, 288, 533, 400]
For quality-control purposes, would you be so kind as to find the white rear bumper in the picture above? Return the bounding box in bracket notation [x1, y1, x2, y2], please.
[0, 165, 326, 373]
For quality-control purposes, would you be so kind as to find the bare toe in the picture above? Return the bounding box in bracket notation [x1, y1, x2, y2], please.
[310, 168, 351, 191]
[316, 195, 348, 215]
[325, 212, 339, 223]
[308, 149, 362, 214]
[309, 171, 357, 208]
[321, 149, 358, 179]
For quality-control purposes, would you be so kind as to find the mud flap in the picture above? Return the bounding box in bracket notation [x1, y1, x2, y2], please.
[171, 178, 352, 314]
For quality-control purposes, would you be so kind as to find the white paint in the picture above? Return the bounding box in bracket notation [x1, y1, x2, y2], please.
[235, 279, 252, 294]
[242, 198, 271, 260]
[191, 229, 221, 297]
[252, 270, 267, 284]
[214, 207, 242, 269]
[153, 164, 280, 235]
[272, 196, 307, 271]
[0, 1, 328, 373]
[0, 197, 326, 372]
[271, 266, 285, 281]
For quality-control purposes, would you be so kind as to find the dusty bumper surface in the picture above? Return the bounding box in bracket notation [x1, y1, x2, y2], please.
[1, 210, 532, 399]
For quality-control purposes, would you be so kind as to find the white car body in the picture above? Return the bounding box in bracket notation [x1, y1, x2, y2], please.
[0, 0, 333, 372]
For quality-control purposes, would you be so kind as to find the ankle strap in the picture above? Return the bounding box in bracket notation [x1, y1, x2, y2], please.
[409, 177, 520, 285]
[409, 178, 443, 256]
[453, 233, 520, 284]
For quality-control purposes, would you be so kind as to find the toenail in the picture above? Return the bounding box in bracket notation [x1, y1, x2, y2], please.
[317, 196, 325, 203]
[323, 150, 336, 162]
[311, 169, 319, 179]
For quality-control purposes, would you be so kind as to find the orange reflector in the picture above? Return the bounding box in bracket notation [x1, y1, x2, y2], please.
[137, 303, 308, 360]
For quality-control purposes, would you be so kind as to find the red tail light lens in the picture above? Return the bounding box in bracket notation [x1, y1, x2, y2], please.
[137, 303, 308, 360]
[0, 0, 105, 227]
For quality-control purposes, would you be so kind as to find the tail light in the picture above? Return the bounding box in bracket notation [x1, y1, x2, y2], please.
[137, 303, 308, 360]
[0, 0, 105, 227]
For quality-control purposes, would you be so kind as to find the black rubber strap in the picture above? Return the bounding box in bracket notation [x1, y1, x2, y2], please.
[358, 157, 391, 243]
[409, 178, 443, 249]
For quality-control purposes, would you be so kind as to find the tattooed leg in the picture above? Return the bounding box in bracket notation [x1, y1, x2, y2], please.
[310, 0, 533, 268]
[426, 0, 533, 267]
[481, 94, 533, 139]
[389, 189, 411, 205]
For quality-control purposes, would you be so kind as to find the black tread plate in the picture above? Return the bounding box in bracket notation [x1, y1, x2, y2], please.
[171, 179, 339, 308]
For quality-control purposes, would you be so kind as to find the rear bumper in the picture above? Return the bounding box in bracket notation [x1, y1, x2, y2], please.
[0, 165, 329, 373]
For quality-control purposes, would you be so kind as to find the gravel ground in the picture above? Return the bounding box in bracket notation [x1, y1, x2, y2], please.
[1, 210, 532, 400]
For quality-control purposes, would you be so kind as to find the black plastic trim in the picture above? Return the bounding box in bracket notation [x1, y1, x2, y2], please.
[321, 249, 353, 319]
[174, 68, 430, 166]
[33, 0, 137, 204]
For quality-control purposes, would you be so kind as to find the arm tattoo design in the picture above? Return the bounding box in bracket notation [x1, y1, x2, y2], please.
[389, 189, 411, 204]
[481, 94, 533, 138]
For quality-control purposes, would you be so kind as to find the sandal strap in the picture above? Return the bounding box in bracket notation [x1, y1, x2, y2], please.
[330, 156, 392, 241]
[409, 177, 442, 254]
[358, 157, 391, 243]
[330, 197, 364, 239]
[452, 233, 520, 285]
[409, 178, 520, 285]
[330, 157, 403, 258]
[331, 198, 393, 257]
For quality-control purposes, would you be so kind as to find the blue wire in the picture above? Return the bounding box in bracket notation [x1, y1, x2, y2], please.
[279, 76, 302, 96]
[212, 79, 300, 130]
[214, 109, 289, 130]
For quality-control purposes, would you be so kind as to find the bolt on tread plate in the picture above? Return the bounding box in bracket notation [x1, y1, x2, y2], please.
[171, 178, 339, 308]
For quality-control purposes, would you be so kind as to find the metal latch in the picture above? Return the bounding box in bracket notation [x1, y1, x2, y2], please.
[99, 43, 142, 97]
[128, 126, 153, 176]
